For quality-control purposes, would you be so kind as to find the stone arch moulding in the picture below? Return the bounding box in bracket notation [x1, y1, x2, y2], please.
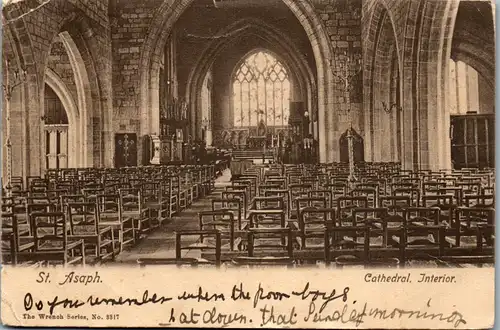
[364, 0, 402, 164]
[57, 31, 94, 168]
[3, 15, 41, 177]
[184, 18, 317, 141]
[427, 0, 460, 171]
[44, 68, 81, 168]
[40, 7, 105, 169]
[452, 45, 495, 90]
[139, 0, 334, 163]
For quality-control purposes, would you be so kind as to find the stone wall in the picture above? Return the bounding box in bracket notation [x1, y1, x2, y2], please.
[362, 0, 462, 170]
[3, 0, 495, 174]
[47, 36, 78, 108]
[2, 0, 112, 179]
[314, 0, 363, 159]
[111, 0, 162, 134]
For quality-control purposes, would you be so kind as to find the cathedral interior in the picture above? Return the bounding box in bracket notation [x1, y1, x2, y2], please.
[1, 0, 496, 267]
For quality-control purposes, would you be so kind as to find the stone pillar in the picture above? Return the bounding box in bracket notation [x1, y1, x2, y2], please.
[47, 128, 57, 169]
[206, 129, 213, 146]
[59, 127, 68, 168]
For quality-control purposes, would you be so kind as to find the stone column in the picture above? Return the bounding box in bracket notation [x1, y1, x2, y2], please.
[206, 129, 213, 146]
[59, 127, 68, 168]
[47, 128, 57, 169]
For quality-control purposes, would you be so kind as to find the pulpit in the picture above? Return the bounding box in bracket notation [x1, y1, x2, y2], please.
[150, 135, 173, 164]
[152, 94, 189, 164]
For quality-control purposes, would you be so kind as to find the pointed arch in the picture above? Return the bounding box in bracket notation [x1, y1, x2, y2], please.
[231, 49, 291, 128]
[44, 68, 80, 168]
[184, 17, 316, 142]
[55, 31, 93, 168]
[139, 0, 334, 162]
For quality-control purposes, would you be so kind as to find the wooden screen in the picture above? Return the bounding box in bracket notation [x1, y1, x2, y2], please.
[450, 114, 495, 169]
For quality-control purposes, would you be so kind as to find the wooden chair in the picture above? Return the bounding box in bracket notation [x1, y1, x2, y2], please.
[247, 209, 286, 229]
[95, 193, 135, 252]
[393, 188, 420, 206]
[251, 196, 285, 211]
[66, 202, 115, 263]
[324, 225, 370, 266]
[446, 207, 495, 250]
[463, 194, 494, 208]
[293, 197, 327, 221]
[222, 190, 248, 220]
[176, 230, 222, 267]
[308, 190, 333, 208]
[18, 212, 85, 265]
[198, 210, 238, 251]
[211, 197, 243, 230]
[336, 196, 368, 226]
[246, 227, 294, 260]
[1, 213, 34, 265]
[396, 208, 445, 265]
[263, 189, 291, 219]
[160, 177, 178, 219]
[119, 188, 152, 238]
[140, 181, 164, 228]
[297, 207, 335, 250]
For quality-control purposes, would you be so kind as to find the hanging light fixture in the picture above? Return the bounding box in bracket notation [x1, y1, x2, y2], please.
[329, 49, 362, 186]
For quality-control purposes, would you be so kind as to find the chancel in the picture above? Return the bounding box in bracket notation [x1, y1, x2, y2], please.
[1, 0, 495, 268]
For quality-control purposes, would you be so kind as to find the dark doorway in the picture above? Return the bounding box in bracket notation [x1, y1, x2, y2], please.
[339, 129, 364, 163]
[115, 133, 138, 168]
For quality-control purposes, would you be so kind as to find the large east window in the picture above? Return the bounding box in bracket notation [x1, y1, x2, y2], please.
[232, 50, 290, 127]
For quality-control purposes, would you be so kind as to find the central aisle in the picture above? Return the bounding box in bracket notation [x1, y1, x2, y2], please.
[114, 169, 232, 264]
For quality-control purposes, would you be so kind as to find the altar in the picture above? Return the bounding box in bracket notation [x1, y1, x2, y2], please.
[247, 136, 266, 149]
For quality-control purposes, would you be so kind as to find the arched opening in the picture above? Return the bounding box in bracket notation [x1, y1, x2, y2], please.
[43, 84, 69, 169]
[339, 129, 364, 163]
[448, 0, 495, 169]
[200, 71, 213, 145]
[365, 3, 402, 163]
[139, 0, 333, 163]
[448, 59, 493, 115]
[183, 17, 316, 154]
[42, 31, 94, 169]
[2, 4, 105, 177]
[44, 69, 80, 169]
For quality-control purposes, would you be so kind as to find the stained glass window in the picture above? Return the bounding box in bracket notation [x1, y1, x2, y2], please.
[233, 51, 290, 127]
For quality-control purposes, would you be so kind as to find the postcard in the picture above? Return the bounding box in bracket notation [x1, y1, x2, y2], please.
[0, 0, 495, 328]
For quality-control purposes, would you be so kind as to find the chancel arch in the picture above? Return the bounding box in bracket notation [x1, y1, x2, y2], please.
[184, 17, 317, 146]
[140, 0, 333, 163]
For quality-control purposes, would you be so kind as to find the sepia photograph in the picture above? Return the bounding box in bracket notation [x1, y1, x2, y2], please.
[0, 0, 495, 328]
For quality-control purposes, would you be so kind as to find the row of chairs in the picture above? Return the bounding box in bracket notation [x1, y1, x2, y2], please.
[139, 162, 495, 268]
[1, 165, 218, 266]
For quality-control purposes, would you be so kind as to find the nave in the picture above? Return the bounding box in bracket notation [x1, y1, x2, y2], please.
[1, 0, 495, 269]
[2, 161, 494, 268]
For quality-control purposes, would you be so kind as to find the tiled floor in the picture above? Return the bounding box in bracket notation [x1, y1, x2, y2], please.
[114, 169, 232, 264]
